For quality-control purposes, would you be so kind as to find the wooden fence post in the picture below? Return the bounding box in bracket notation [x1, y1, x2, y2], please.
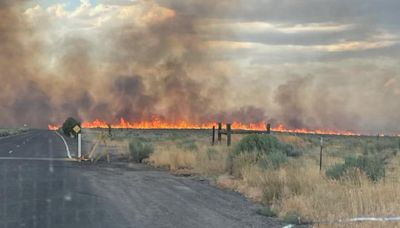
[227, 123, 232, 146]
[218, 123, 222, 144]
[212, 126, 216, 145]
[320, 137, 324, 171]
[108, 124, 112, 137]
[266, 123, 271, 134]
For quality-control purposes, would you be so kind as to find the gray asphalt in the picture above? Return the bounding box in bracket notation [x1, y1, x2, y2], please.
[0, 130, 283, 228]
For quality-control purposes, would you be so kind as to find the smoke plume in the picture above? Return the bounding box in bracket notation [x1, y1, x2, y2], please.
[1, 0, 399, 134]
[0, 0, 252, 128]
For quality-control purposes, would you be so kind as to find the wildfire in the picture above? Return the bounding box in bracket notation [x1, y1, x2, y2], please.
[47, 118, 359, 136]
[48, 118, 266, 131]
[272, 124, 360, 136]
[48, 125, 59, 131]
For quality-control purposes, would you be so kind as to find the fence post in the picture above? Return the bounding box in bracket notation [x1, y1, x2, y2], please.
[227, 123, 232, 146]
[212, 126, 216, 145]
[108, 124, 112, 137]
[266, 123, 271, 134]
[319, 137, 324, 171]
[218, 123, 222, 144]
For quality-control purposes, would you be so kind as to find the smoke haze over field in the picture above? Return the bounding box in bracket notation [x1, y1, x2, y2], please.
[0, 0, 400, 134]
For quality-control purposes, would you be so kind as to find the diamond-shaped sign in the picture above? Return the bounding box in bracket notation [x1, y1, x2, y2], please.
[73, 125, 81, 134]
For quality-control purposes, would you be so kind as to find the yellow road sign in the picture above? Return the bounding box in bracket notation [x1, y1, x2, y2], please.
[73, 125, 81, 134]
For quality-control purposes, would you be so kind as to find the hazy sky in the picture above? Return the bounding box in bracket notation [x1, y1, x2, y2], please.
[1, 0, 399, 133]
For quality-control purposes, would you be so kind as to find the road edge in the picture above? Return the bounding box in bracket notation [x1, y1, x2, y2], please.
[54, 131, 73, 159]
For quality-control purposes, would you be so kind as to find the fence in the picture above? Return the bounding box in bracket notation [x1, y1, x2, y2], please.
[81, 130, 129, 163]
[211, 123, 272, 146]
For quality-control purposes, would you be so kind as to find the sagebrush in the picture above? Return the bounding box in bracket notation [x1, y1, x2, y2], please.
[129, 139, 154, 163]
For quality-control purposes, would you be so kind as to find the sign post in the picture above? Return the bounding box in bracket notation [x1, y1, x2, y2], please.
[73, 125, 82, 159]
[78, 133, 82, 159]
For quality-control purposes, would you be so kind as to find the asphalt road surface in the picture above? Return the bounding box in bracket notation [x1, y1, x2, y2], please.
[0, 130, 283, 228]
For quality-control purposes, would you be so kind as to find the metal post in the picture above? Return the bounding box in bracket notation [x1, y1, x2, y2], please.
[266, 123, 271, 134]
[212, 126, 216, 145]
[319, 137, 323, 171]
[218, 123, 222, 144]
[108, 124, 112, 137]
[227, 123, 232, 146]
[78, 133, 82, 159]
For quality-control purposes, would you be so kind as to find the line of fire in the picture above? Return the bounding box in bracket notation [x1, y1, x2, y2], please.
[48, 117, 361, 136]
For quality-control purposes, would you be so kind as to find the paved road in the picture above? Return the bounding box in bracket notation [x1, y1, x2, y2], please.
[0, 130, 283, 228]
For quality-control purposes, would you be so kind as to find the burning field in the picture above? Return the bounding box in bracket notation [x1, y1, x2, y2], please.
[48, 118, 359, 136]
[2, 0, 400, 227]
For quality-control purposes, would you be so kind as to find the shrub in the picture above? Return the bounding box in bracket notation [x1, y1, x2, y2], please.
[0, 128, 28, 137]
[326, 155, 385, 182]
[257, 152, 287, 170]
[234, 134, 293, 157]
[285, 147, 302, 158]
[232, 134, 298, 170]
[344, 156, 358, 167]
[283, 212, 302, 225]
[233, 134, 300, 156]
[62, 117, 81, 137]
[0, 130, 10, 137]
[357, 155, 385, 182]
[256, 206, 277, 217]
[326, 163, 347, 180]
[129, 140, 154, 163]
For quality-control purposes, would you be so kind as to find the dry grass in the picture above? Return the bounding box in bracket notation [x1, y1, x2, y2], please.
[148, 144, 196, 170]
[84, 129, 400, 227]
[81, 131, 130, 161]
[192, 145, 229, 176]
[271, 159, 400, 227]
[148, 142, 229, 176]
[218, 156, 400, 227]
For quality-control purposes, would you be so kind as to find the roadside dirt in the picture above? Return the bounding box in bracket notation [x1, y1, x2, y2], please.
[81, 161, 285, 228]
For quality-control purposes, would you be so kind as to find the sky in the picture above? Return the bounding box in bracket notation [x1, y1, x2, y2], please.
[38, 0, 96, 9]
[1, 0, 400, 133]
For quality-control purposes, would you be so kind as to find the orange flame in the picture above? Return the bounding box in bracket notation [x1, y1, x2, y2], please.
[48, 118, 359, 136]
[48, 124, 59, 131]
[78, 118, 267, 130]
[272, 124, 360, 136]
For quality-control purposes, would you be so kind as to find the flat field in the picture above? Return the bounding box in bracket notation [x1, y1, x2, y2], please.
[81, 128, 400, 227]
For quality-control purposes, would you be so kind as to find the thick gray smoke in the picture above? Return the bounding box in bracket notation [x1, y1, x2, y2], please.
[0, 0, 262, 128]
[274, 76, 360, 131]
[0, 0, 53, 127]
[1, 0, 399, 134]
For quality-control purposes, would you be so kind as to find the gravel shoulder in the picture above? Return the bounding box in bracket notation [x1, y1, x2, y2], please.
[82, 162, 285, 228]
